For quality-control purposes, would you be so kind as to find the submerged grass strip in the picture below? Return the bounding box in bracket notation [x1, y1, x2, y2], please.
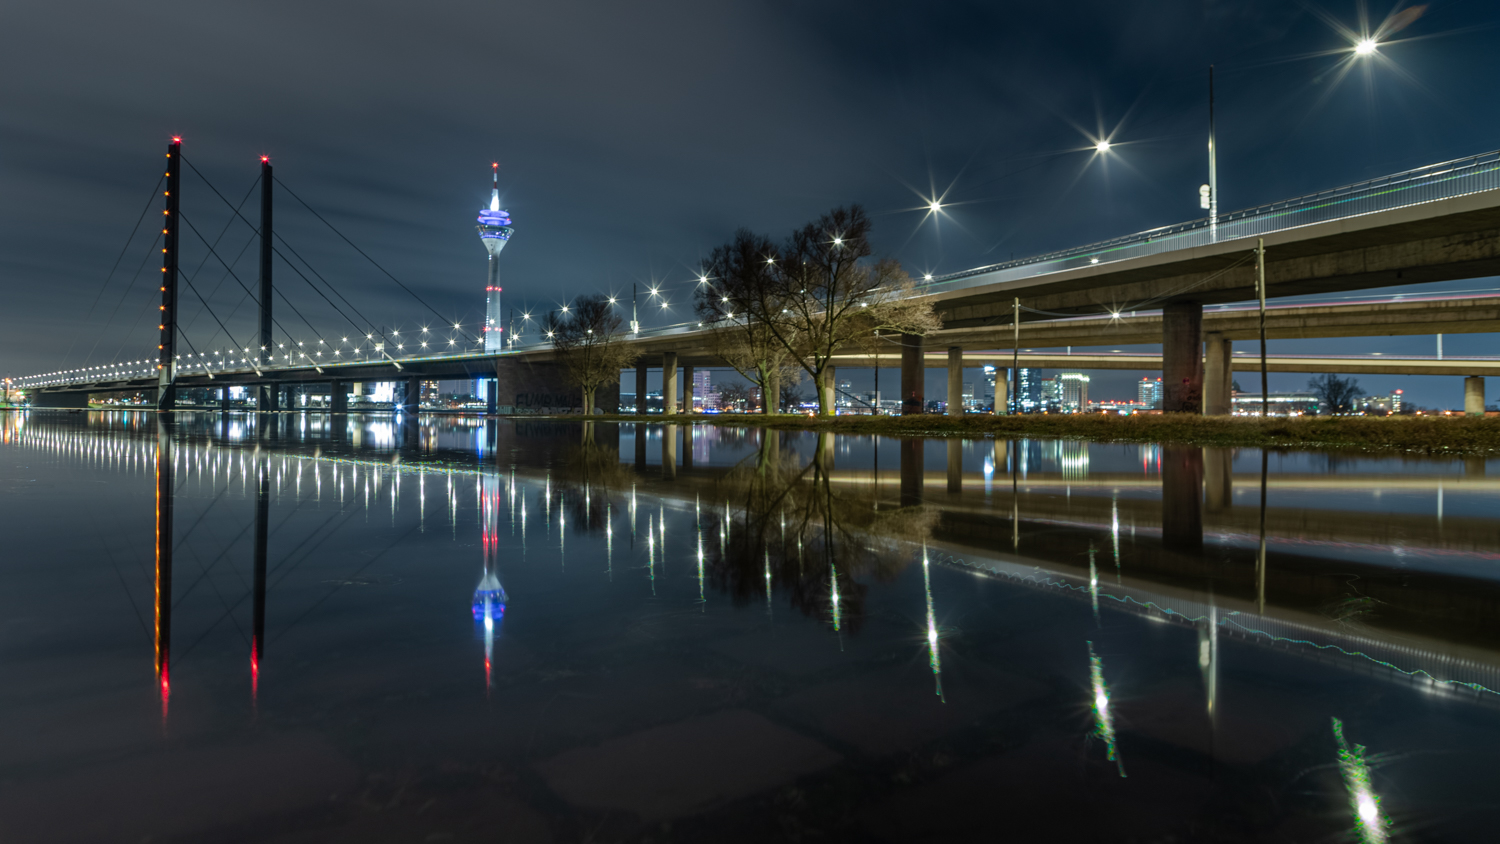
[590, 412, 1500, 456]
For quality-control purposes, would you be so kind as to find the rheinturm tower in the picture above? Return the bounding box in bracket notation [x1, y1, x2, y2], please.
[476, 164, 513, 353]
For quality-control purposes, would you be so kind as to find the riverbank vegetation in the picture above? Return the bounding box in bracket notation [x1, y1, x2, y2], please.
[593, 411, 1500, 455]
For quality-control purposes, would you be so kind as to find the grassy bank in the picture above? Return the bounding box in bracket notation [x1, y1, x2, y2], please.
[593, 412, 1500, 456]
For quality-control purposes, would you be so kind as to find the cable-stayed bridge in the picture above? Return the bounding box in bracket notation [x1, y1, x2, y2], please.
[11, 142, 1500, 414]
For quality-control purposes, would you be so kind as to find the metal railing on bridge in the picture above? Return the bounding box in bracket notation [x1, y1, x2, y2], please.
[916, 148, 1500, 296]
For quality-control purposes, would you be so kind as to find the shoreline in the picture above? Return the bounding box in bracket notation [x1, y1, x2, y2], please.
[589, 412, 1500, 456]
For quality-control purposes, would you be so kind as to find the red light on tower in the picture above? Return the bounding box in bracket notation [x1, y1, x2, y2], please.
[260, 155, 269, 163]
[171, 136, 181, 143]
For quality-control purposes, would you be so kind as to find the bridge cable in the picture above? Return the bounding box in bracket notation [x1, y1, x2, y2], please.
[273, 175, 485, 345]
[177, 163, 333, 350]
[177, 211, 310, 364]
[180, 157, 384, 360]
[270, 233, 381, 337]
[103, 229, 163, 366]
[179, 175, 261, 338]
[175, 260, 255, 375]
[69, 173, 166, 369]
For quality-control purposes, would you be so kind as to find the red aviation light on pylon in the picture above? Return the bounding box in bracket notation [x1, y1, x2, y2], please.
[260, 156, 269, 163]
[171, 136, 181, 143]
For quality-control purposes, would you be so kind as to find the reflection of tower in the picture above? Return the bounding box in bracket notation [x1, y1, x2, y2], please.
[476, 164, 514, 354]
[472, 473, 508, 690]
[251, 451, 269, 706]
[154, 418, 174, 725]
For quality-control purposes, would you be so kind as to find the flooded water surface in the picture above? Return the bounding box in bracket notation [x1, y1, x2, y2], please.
[2, 411, 1499, 842]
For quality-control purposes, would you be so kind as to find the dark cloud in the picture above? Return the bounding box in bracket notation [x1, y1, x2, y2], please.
[3, 0, 1497, 406]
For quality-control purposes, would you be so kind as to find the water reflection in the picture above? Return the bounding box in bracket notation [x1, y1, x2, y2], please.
[5, 409, 1500, 840]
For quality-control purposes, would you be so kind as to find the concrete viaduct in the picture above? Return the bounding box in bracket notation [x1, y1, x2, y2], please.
[27, 155, 1500, 415]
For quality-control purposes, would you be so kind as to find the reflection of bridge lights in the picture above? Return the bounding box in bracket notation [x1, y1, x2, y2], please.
[1333, 717, 1389, 843]
[1087, 641, 1125, 777]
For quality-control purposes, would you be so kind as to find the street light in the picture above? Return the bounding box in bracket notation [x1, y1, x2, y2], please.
[1094, 140, 1111, 153]
[1355, 37, 1378, 55]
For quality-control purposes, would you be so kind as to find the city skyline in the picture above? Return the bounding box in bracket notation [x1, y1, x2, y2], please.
[3, 2, 1500, 407]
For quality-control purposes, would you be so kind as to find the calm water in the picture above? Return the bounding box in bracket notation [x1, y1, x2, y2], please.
[3, 411, 1500, 843]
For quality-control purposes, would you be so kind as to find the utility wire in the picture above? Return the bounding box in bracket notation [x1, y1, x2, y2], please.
[274, 175, 484, 345]
[71, 173, 166, 368]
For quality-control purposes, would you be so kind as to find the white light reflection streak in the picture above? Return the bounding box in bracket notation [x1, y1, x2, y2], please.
[1088, 641, 1125, 777]
[1333, 717, 1389, 844]
[922, 546, 944, 701]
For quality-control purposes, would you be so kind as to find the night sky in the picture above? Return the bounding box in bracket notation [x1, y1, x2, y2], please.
[4, 1, 1499, 407]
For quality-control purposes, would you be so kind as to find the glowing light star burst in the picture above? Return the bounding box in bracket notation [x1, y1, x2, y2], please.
[1333, 718, 1390, 844]
[1088, 641, 1126, 777]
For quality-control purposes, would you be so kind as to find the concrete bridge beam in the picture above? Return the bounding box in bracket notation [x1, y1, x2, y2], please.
[901, 334, 924, 415]
[1466, 376, 1486, 416]
[1203, 332, 1233, 416]
[947, 347, 964, 416]
[32, 391, 90, 409]
[1163, 302, 1203, 414]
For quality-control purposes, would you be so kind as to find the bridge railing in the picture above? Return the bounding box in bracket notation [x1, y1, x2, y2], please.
[916, 148, 1500, 297]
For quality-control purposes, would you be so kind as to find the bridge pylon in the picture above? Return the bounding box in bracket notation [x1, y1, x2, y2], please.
[156, 138, 181, 410]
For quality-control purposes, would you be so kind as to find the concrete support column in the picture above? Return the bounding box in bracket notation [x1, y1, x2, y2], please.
[1465, 376, 1485, 416]
[682, 365, 694, 415]
[403, 377, 420, 414]
[900, 333, 924, 415]
[486, 377, 497, 415]
[219, 385, 231, 413]
[899, 438, 924, 506]
[330, 380, 348, 414]
[947, 347, 964, 415]
[993, 365, 1009, 415]
[1163, 302, 1204, 414]
[1203, 332, 1233, 417]
[1204, 447, 1232, 512]
[662, 353, 678, 416]
[635, 364, 649, 415]
[946, 440, 962, 493]
[820, 365, 836, 415]
[258, 384, 277, 413]
[662, 424, 677, 478]
[1161, 446, 1204, 552]
[634, 423, 647, 470]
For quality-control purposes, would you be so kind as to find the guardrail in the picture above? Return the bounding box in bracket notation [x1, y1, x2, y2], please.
[916, 148, 1500, 296]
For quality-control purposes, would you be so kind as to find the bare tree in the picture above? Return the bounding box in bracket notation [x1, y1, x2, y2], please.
[696, 229, 803, 414]
[545, 294, 639, 414]
[1307, 373, 1366, 414]
[763, 206, 939, 416]
[715, 381, 756, 413]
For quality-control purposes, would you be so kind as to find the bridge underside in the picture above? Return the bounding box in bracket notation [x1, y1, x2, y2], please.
[931, 192, 1500, 326]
